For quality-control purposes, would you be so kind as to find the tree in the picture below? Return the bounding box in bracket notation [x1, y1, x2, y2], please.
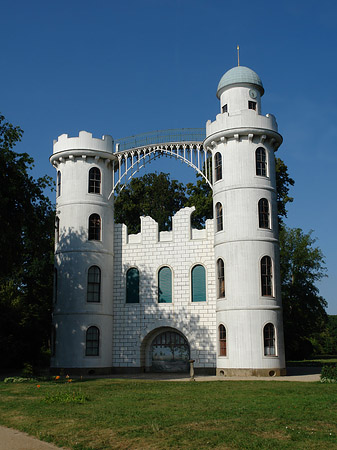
[279, 227, 327, 359]
[0, 114, 54, 368]
[275, 157, 294, 226]
[114, 172, 188, 233]
[185, 177, 213, 229]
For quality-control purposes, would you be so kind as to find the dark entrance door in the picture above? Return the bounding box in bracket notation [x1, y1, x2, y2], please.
[151, 330, 190, 372]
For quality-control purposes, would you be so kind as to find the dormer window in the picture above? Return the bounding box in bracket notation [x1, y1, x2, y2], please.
[222, 104, 228, 113]
[248, 101, 256, 110]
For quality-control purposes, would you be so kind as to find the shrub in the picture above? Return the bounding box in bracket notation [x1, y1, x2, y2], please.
[320, 364, 337, 383]
[4, 377, 37, 383]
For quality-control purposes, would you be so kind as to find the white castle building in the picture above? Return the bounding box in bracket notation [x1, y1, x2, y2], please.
[50, 65, 286, 376]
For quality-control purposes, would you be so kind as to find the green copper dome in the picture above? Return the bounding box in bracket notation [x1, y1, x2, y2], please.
[216, 66, 264, 98]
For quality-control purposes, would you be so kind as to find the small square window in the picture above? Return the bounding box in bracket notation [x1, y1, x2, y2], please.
[222, 104, 228, 113]
[248, 101, 256, 110]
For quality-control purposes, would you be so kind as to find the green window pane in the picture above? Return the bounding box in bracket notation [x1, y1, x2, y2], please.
[158, 267, 172, 303]
[126, 268, 139, 303]
[192, 265, 206, 302]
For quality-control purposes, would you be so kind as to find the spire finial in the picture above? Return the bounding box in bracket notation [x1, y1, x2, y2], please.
[237, 45, 240, 66]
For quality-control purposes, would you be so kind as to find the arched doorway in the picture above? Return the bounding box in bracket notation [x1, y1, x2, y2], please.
[150, 330, 190, 372]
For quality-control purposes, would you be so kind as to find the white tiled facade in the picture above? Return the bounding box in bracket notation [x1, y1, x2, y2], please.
[50, 65, 286, 376]
[112, 209, 216, 372]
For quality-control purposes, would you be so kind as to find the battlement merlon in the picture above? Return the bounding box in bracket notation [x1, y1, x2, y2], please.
[50, 131, 115, 167]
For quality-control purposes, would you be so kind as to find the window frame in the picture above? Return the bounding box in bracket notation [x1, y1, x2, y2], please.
[261, 255, 273, 297]
[57, 171, 61, 197]
[222, 104, 228, 113]
[214, 152, 222, 182]
[255, 147, 267, 177]
[87, 265, 101, 303]
[88, 214, 101, 241]
[158, 266, 173, 303]
[248, 100, 257, 110]
[88, 167, 101, 194]
[126, 267, 140, 304]
[263, 323, 276, 356]
[217, 258, 225, 298]
[258, 198, 270, 229]
[219, 324, 227, 357]
[191, 264, 207, 302]
[85, 326, 100, 356]
[215, 202, 223, 232]
[55, 217, 60, 243]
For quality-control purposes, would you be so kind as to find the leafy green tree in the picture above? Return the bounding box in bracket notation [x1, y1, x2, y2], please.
[275, 157, 295, 226]
[279, 227, 327, 359]
[114, 172, 188, 233]
[185, 177, 213, 229]
[0, 114, 54, 369]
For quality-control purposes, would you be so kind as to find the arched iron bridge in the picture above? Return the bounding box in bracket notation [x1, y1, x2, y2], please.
[109, 128, 212, 197]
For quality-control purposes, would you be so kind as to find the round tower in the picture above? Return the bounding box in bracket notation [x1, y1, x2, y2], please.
[205, 66, 286, 376]
[50, 131, 115, 374]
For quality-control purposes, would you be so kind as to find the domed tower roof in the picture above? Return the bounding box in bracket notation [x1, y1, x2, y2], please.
[216, 66, 264, 98]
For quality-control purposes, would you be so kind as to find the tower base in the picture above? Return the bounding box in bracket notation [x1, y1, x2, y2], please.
[216, 368, 286, 377]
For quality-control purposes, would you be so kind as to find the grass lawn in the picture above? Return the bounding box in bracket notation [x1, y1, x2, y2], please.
[0, 378, 337, 450]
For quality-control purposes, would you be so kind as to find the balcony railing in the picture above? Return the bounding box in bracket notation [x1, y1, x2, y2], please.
[115, 128, 205, 152]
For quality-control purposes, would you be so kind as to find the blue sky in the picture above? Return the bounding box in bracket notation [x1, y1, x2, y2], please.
[1, 0, 337, 313]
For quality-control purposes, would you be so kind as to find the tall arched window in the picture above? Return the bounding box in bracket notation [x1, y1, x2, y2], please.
[215, 202, 223, 232]
[158, 266, 172, 303]
[88, 167, 101, 194]
[55, 217, 60, 243]
[214, 152, 222, 182]
[258, 198, 270, 229]
[191, 265, 206, 302]
[256, 147, 267, 176]
[217, 258, 225, 298]
[261, 256, 273, 296]
[126, 268, 139, 303]
[219, 324, 227, 356]
[87, 266, 101, 302]
[264, 323, 276, 356]
[88, 214, 101, 240]
[57, 171, 61, 197]
[86, 326, 99, 356]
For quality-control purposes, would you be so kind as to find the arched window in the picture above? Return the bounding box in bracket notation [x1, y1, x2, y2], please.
[158, 266, 172, 303]
[258, 198, 270, 229]
[215, 202, 223, 232]
[191, 265, 206, 302]
[219, 325, 227, 356]
[217, 258, 225, 298]
[87, 266, 101, 302]
[256, 147, 267, 176]
[261, 256, 273, 296]
[55, 217, 60, 243]
[126, 268, 139, 303]
[88, 214, 101, 240]
[88, 167, 101, 194]
[264, 323, 276, 356]
[57, 171, 61, 197]
[51, 326, 56, 357]
[86, 326, 99, 356]
[214, 152, 222, 182]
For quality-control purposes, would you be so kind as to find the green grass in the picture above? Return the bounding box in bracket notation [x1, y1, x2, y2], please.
[0, 378, 337, 449]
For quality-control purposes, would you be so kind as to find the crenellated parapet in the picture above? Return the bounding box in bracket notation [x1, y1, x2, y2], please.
[117, 207, 214, 246]
[50, 131, 115, 167]
[205, 111, 282, 151]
